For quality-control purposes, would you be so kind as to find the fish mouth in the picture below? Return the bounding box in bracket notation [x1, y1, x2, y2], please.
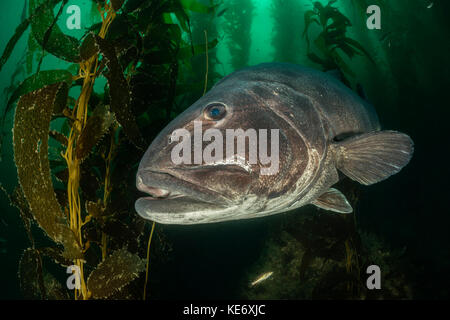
[135, 169, 230, 224]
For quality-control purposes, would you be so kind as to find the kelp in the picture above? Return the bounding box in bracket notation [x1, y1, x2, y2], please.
[303, 0, 374, 78]
[13, 82, 82, 259]
[94, 35, 145, 149]
[0, 0, 59, 73]
[19, 247, 72, 299]
[29, 0, 81, 63]
[222, 0, 255, 70]
[5, 70, 73, 119]
[0, 19, 30, 73]
[270, 0, 304, 63]
[87, 248, 145, 299]
[1, 0, 218, 301]
[75, 104, 115, 161]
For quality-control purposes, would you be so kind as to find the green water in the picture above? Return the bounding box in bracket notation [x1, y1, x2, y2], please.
[0, 0, 449, 299]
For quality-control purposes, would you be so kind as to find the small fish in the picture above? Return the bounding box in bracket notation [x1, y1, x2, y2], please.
[250, 271, 273, 287]
[427, 2, 433, 9]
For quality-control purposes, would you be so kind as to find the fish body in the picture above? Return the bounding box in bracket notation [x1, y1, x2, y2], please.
[135, 63, 413, 224]
[250, 271, 273, 287]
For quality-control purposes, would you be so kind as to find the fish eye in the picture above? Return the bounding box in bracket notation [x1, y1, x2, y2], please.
[204, 103, 226, 120]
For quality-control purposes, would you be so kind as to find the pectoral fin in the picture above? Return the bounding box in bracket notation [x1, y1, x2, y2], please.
[312, 188, 353, 214]
[333, 130, 414, 185]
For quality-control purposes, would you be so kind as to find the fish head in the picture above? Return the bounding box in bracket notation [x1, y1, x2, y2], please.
[135, 66, 324, 224]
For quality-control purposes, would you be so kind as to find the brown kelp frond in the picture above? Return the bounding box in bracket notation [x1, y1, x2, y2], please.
[13, 82, 82, 259]
[29, 0, 81, 63]
[94, 35, 145, 149]
[303, 0, 374, 78]
[5, 70, 73, 121]
[87, 247, 145, 299]
[75, 104, 115, 161]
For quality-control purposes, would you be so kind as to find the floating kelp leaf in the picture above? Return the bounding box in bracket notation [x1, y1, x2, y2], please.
[87, 248, 145, 299]
[6, 70, 73, 117]
[13, 83, 82, 259]
[76, 104, 114, 161]
[18, 248, 46, 299]
[94, 35, 145, 149]
[29, 0, 81, 62]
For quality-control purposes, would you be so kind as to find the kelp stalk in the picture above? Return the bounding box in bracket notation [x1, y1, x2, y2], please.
[143, 221, 156, 300]
[62, 2, 116, 300]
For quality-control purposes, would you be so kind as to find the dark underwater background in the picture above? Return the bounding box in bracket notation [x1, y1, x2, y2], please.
[0, 0, 449, 300]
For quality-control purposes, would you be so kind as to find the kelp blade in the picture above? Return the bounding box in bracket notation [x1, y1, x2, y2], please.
[87, 248, 145, 299]
[30, 0, 81, 62]
[94, 35, 146, 149]
[6, 70, 73, 118]
[13, 82, 82, 259]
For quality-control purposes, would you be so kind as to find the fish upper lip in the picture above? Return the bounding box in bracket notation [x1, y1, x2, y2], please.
[136, 168, 231, 205]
